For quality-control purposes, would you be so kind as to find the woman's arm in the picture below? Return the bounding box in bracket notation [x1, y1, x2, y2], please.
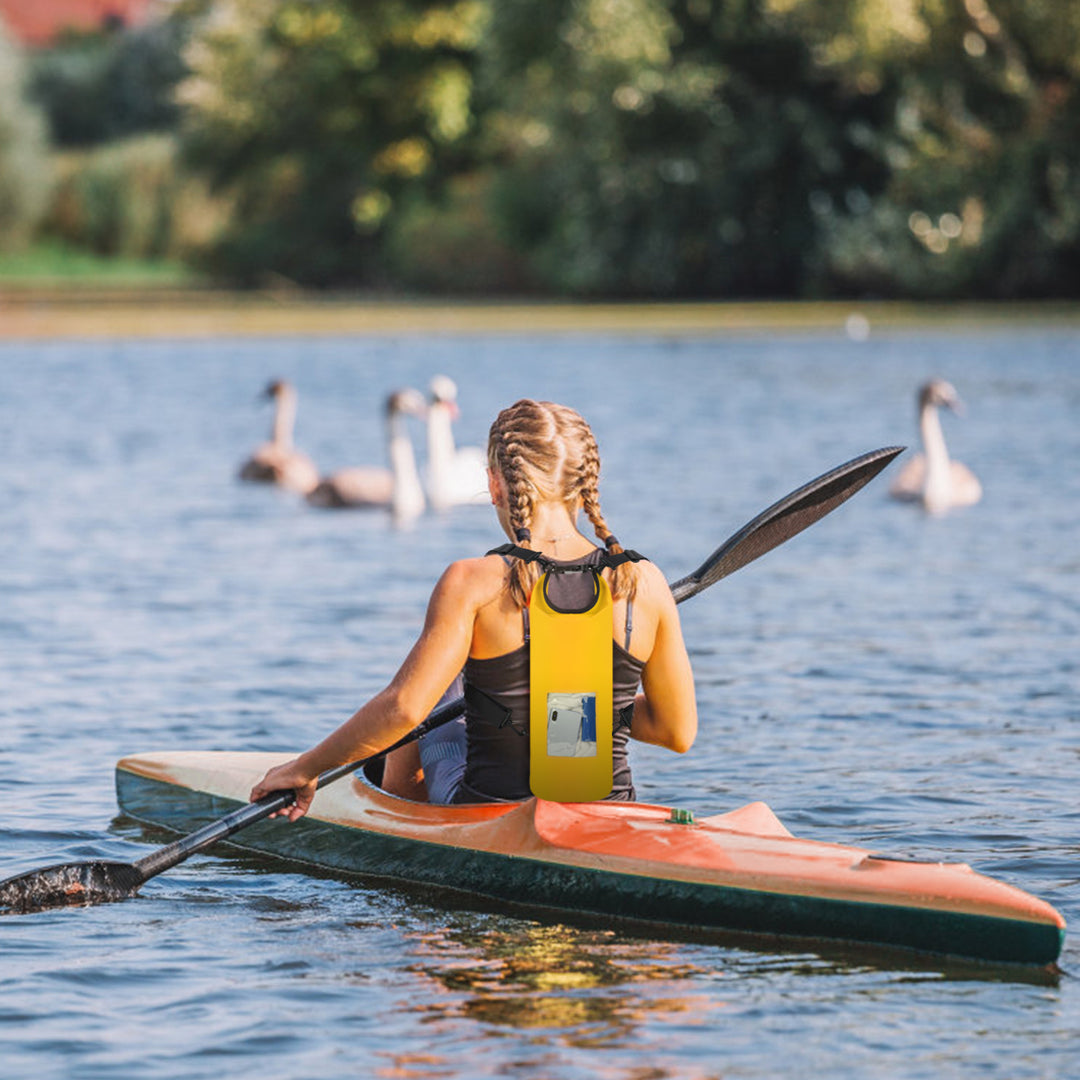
[249, 559, 482, 819]
[628, 563, 698, 754]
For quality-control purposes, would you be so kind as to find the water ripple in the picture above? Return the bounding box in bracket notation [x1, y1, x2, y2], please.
[1, 331, 1078, 1079]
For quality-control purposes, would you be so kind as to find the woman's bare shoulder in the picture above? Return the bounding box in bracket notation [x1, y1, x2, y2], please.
[633, 558, 678, 612]
[435, 553, 508, 606]
[635, 557, 670, 591]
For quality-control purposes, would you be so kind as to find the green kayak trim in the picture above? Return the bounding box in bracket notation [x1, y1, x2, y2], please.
[115, 766, 1064, 967]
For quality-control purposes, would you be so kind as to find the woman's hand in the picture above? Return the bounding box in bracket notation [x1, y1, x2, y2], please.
[250, 758, 318, 822]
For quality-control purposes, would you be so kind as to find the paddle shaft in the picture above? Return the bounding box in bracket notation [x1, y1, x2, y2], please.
[136, 444, 903, 881]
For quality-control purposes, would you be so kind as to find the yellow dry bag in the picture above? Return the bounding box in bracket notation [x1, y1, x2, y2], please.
[528, 567, 614, 801]
[487, 543, 646, 803]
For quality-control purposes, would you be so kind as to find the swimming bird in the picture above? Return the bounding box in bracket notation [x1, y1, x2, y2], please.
[889, 378, 983, 514]
[306, 388, 427, 523]
[238, 379, 319, 495]
[425, 375, 489, 510]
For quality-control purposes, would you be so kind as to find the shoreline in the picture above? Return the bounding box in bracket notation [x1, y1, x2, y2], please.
[2, 289, 1078, 340]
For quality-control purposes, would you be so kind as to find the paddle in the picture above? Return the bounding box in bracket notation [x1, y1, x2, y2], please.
[0, 696, 468, 915]
[0, 444, 903, 914]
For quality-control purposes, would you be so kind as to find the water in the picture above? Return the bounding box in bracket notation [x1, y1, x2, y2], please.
[1, 324, 1078, 1078]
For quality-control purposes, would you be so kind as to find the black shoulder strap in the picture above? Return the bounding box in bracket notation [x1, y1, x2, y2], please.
[486, 543, 552, 569]
[486, 543, 648, 574]
[601, 549, 647, 569]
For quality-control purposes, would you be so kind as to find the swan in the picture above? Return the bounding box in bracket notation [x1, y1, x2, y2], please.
[890, 378, 983, 514]
[238, 379, 319, 495]
[306, 388, 427, 523]
[425, 374, 489, 510]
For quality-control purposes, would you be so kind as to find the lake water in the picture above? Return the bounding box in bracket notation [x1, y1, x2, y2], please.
[1, 320, 1078, 1079]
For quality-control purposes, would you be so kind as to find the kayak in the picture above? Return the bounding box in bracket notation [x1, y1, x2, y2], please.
[114, 750, 1065, 967]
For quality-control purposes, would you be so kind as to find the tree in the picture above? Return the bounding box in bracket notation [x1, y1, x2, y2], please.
[117, 0, 1080, 296]
[176, 0, 490, 286]
[481, 0, 892, 297]
[780, 0, 1080, 297]
[483, 0, 1080, 298]
[28, 16, 191, 148]
[0, 20, 51, 250]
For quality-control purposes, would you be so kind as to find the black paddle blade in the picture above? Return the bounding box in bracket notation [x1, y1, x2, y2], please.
[0, 860, 145, 914]
[669, 446, 905, 603]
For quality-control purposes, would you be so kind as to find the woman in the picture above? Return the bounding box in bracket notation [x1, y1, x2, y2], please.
[250, 399, 696, 818]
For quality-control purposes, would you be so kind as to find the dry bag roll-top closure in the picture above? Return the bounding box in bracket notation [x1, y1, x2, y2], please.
[488, 543, 646, 802]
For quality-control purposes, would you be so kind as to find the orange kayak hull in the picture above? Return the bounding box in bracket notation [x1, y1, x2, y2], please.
[115, 751, 1065, 967]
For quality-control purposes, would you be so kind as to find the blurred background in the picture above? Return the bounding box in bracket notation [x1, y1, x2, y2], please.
[1, 0, 1078, 299]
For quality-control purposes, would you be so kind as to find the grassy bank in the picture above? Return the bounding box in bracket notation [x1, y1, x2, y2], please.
[1, 259, 1078, 341]
[0, 241, 199, 288]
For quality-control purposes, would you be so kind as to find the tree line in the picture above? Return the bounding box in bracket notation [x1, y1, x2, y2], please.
[2, 0, 1079, 298]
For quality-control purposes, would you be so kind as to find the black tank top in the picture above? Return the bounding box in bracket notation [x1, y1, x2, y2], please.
[456, 548, 645, 803]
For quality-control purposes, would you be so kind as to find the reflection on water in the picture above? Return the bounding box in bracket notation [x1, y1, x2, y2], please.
[408, 922, 710, 1040]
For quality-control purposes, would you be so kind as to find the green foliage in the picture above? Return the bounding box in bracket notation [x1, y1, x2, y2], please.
[482, 0, 893, 297]
[775, 0, 1080, 297]
[383, 172, 531, 292]
[0, 22, 52, 251]
[28, 17, 191, 147]
[42, 134, 231, 262]
[21, 0, 1079, 297]
[481, 0, 1080, 298]
[177, 0, 490, 286]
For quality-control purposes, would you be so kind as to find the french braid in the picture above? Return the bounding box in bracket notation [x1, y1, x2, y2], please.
[488, 400, 640, 605]
[578, 424, 637, 601]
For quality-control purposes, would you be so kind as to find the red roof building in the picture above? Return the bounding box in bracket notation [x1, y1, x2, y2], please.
[0, 0, 157, 47]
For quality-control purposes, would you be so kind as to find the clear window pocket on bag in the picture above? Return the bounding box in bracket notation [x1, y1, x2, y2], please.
[546, 692, 597, 758]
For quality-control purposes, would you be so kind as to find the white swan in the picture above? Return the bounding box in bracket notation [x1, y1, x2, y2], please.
[890, 378, 983, 514]
[306, 388, 427, 523]
[425, 375, 489, 510]
[238, 379, 319, 495]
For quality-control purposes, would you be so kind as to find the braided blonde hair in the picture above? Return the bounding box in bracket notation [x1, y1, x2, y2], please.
[488, 400, 639, 607]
